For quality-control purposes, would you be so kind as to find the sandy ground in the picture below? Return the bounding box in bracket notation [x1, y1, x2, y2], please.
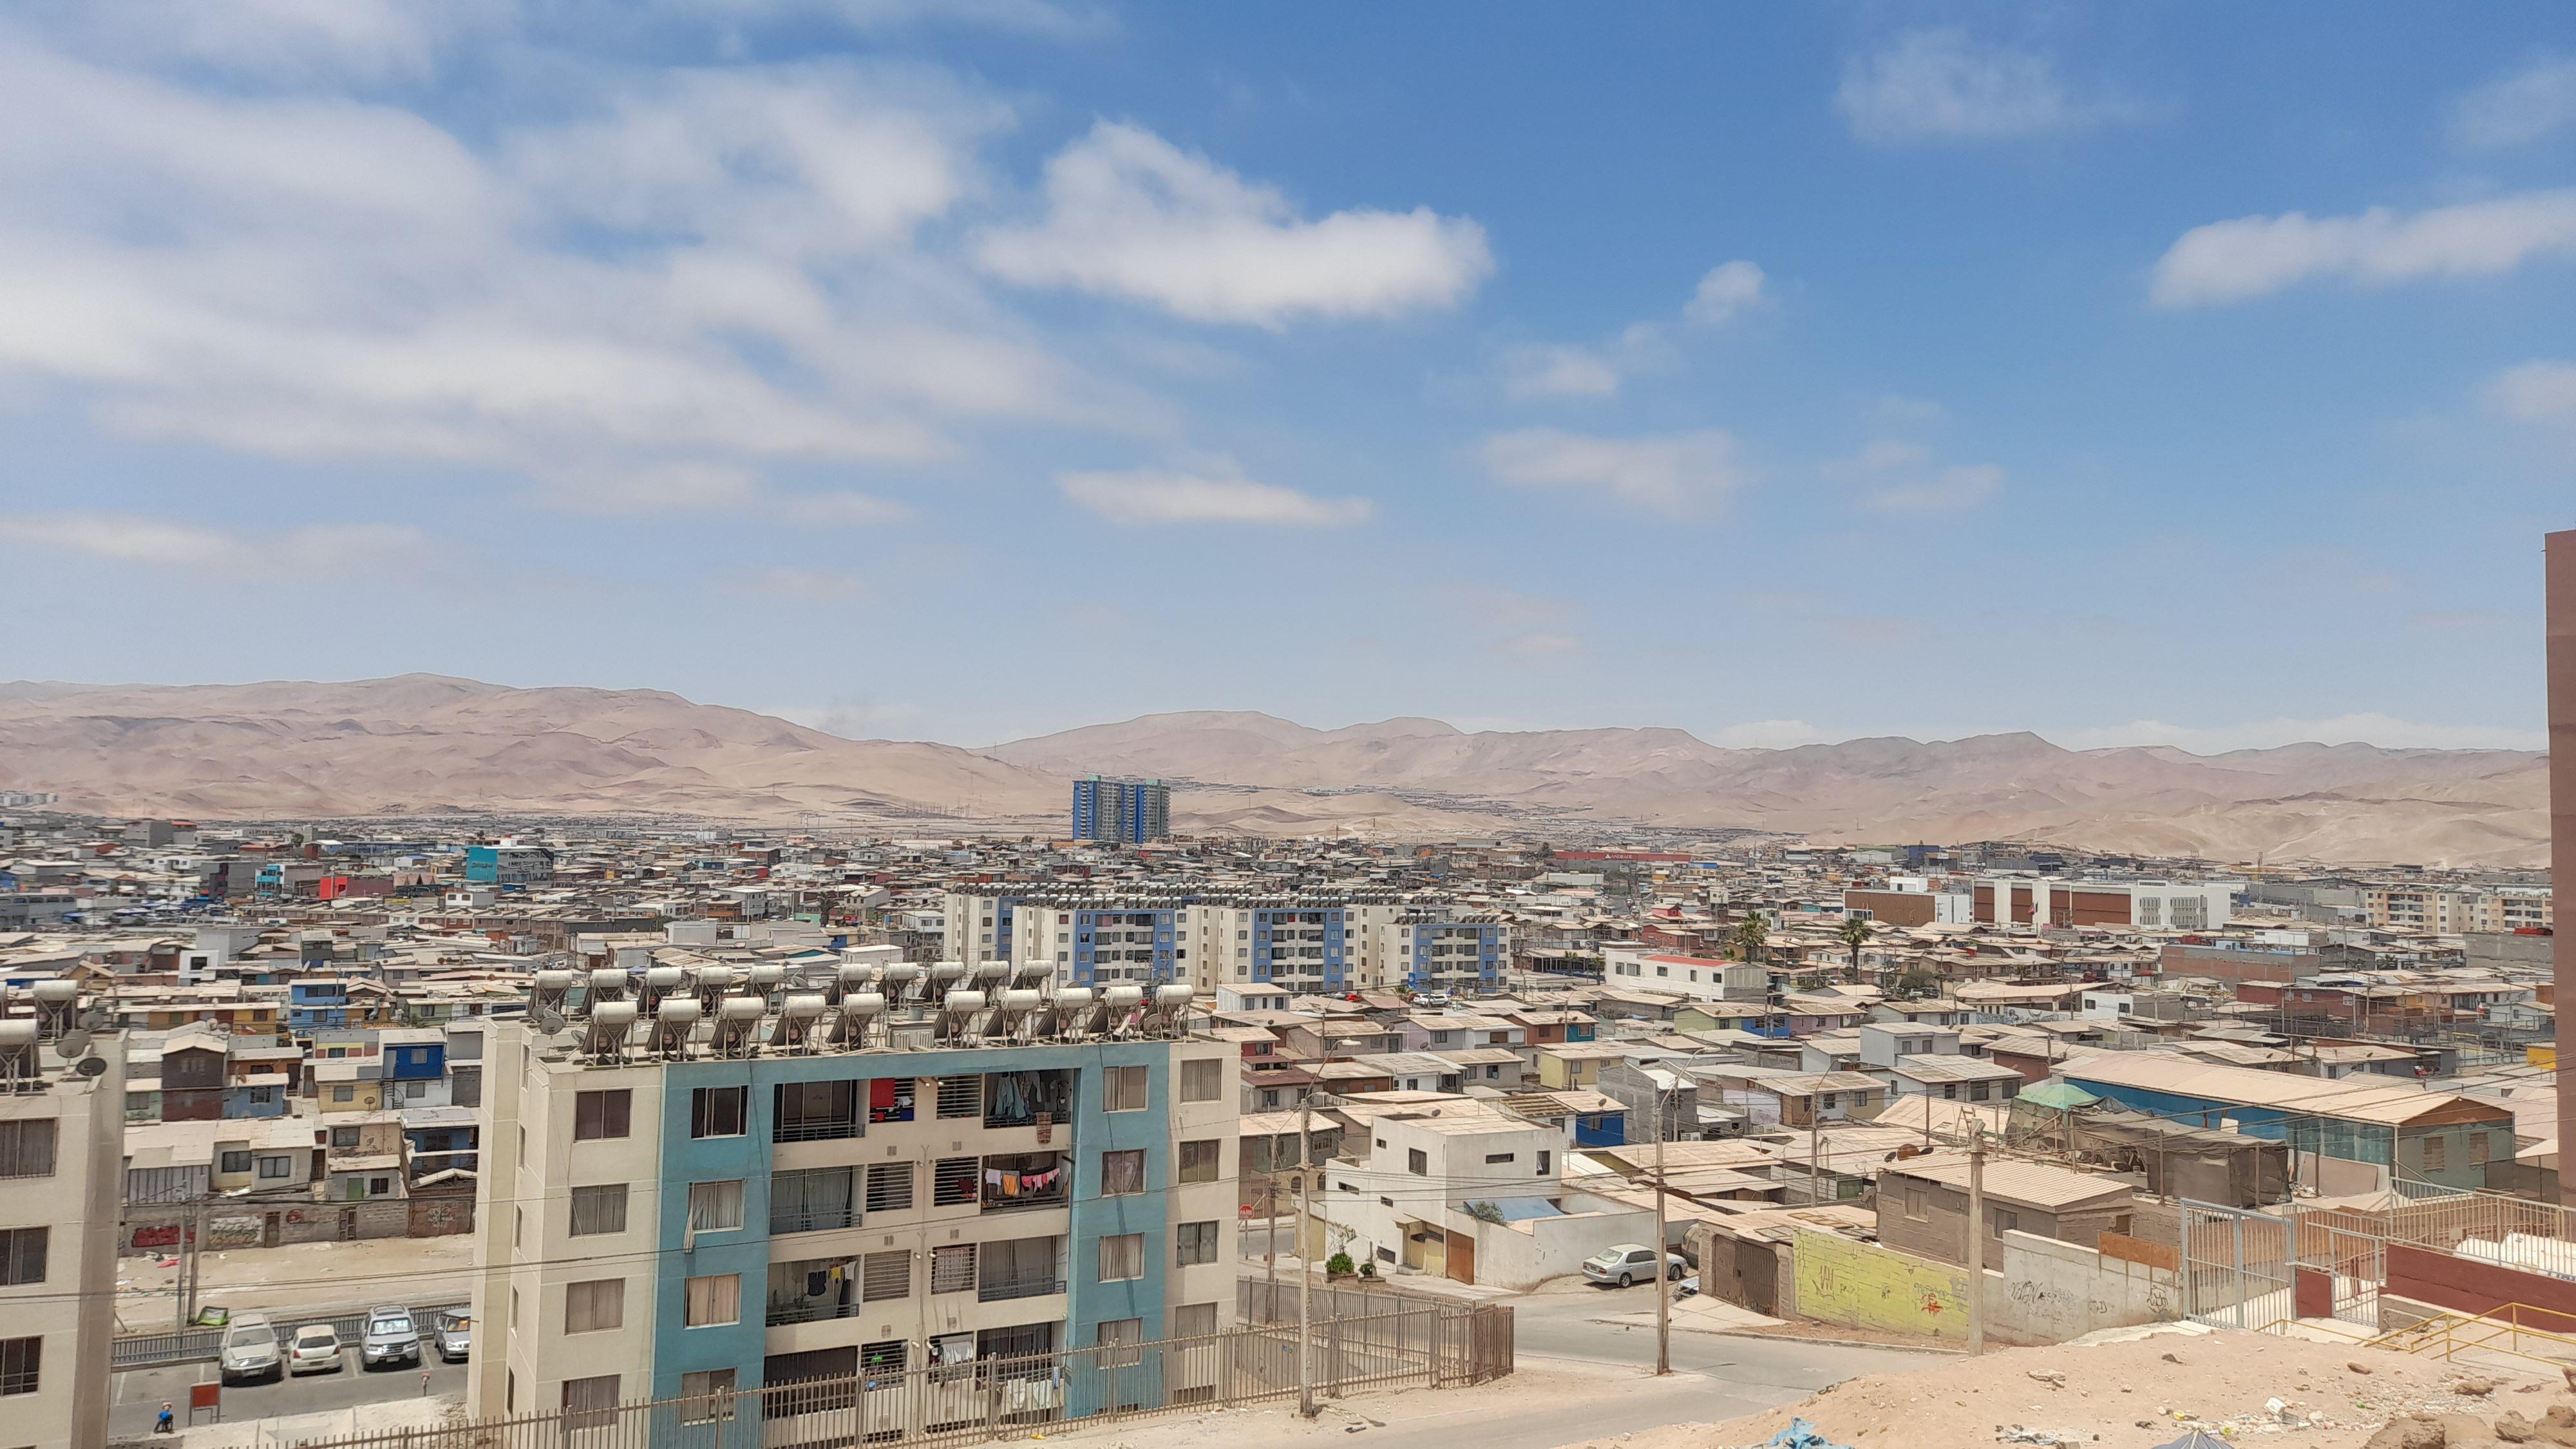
[1548, 1326, 2563, 1449]
[113, 1235, 475, 1332]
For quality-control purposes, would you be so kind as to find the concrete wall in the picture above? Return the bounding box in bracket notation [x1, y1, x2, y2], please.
[1789, 1228, 1972, 1343]
[1988, 1230, 2178, 1346]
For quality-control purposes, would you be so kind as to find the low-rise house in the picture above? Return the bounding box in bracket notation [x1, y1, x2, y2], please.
[1875, 1153, 2136, 1271]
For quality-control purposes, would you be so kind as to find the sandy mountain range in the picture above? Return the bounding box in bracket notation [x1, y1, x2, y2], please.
[0, 677, 2545, 867]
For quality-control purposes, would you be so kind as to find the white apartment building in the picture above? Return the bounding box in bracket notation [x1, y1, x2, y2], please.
[2362, 885, 2552, 935]
[0, 992, 122, 1448]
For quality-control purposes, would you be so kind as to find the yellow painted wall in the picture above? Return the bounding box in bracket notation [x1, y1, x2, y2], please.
[1791, 1229, 1971, 1342]
[2529, 1045, 2557, 1070]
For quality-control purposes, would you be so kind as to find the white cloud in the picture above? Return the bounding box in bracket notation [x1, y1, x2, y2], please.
[1683, 260, 1768, 325]
[1824, 436, 2001, 515]
[1837, 30, 2119, 144]
[1495, 631, 1582, 657]
[2454, 57, 2576, 148]
[1713, 719, 1827, 749]
[2150, 190, 2576, 307]
[2489, 360, 2576, 421]
[1498, 344, 1621, 400]
[1480, 428, 1747, 517]
[1495, 261, 1766, 401]
[777, 490, 916, 526]
[2060, 714, 2543, 753]
[5, 511, 428, 574]
[0, 37, 1149, 518]
[976, 120, 1493, 326]
[1059, 460, 1371, 526]
[1861, 462, 2003, 515]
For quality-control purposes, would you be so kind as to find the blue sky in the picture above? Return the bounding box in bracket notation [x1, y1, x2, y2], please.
[3, 3, 2573, 751]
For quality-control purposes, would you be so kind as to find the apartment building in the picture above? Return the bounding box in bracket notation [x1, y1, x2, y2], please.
[0, 985, 124, 1449]
[2362, 885, 2552, 935]
[1069, 779, 1171, 844]
[1190, 895, 1349, 995]
[469, 970, 1240, 1427]
[1966, 877, 2235, 931]
[942, 887, 1021, 965]
[1009, 894, 1193, 987]
[1374, 911, 1507, 992]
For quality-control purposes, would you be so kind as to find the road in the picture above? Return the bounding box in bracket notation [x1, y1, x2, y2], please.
[109, 1352, 466, 1438]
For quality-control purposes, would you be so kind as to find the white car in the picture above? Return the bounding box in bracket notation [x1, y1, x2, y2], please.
[1580, 1244, 1686, 1287]
[287, 1324, 344, 1376]
[218, 1314, 280, 1385]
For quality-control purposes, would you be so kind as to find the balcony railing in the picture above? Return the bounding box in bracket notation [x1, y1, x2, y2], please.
[770, 1207, 857, 1236]
[976, 1276, 1065, 1303]
[766, 1297, 862, 1327]
[775, 1117, 860, 1144]
[980, 1187, 1066, 1213]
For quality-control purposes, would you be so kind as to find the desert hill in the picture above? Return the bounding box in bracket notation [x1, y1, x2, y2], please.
[0, 679, 2544, 866]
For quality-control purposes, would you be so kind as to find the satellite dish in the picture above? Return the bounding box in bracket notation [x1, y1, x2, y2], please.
[531, 1007, 567, 1035]
[75, 1057, 106, 1077]
[53, 1029, 90, 1061]
[78, 1007, 108, 1032]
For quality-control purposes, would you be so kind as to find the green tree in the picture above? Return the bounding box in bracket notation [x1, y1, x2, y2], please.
[1893, 966, 1941, 999]
[1838, 916, 1873, 983]
[1732, 911, 1770, 965]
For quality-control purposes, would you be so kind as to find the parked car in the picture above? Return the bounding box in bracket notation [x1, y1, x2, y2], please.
[287, 1324, 344, 1376]
[1580, 1244, 1687, 1287]
[360, 1306, 421, 1368]
[433, 1312, 470, 1363]
[218, 1314, 280, 1385]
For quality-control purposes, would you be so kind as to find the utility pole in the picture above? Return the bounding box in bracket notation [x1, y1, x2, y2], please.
[1298, 1090, 1317, 1419]
[1265, 1177, 1278, 1302]
[1651, 1084, 1671, 1376]
[1965, 1130, 1986, 1356]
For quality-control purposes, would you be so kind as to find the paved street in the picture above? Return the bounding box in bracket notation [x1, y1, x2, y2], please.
[109, 1353, 465, 1439]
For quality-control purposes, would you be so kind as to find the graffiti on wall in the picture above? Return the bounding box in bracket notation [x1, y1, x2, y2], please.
[1790, 1229, 1971, 1342]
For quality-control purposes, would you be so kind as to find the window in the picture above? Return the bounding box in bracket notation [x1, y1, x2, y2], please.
[1990, 1209, 2020, 1237]
[1902, 1183, 1929, 1222]
[1104, 1065, 1148, 1112]
[331, 1086, 354, 1103]
[257, 1155, 294, 1180]
[861, 1251, 911, 1302]
[2471, 1133, 2492, 1166]
[1484, 1152, 1515, 1165]
[1406, 1149, 1427, 1177]
[1176, 1220, 1218, 1266]
[2425, 1136, 2449, 1171]
[0, 1230, 41, 1287]
[1099, 1233, 1144, 1282]
[1101, 1150, 1145, 1196]
[574, 1089, 630, 1141]
[775, 1080, 857, 1140]
[1535, 1150, 1551, 1177]
[772, 1167, 855, 1234]
[331, 1126, 361, 1149]
[931, 1156, 980, 1208]
[679, 1368, 736, 1425]
[688, 1180, 745, 1234]
[565, 1278, 624, 1333]
[1180, 1058, 1223, 1103]
[1096, 1317, 1143, 1368]
[1178, 1139, 1220, 1184]
[866, 1161, 915, 1213]
[685, 1273, 741, 1327]
[569, 1184, 629, 1236]
[691, 1086, 746, 1139]
[219, 1150, 251, 1175]
[869, 1078, 916, 1124]
[930, 1244, 976, 1294]
[936, 1075, 982, 1119]
[560, 1374, 619, 1431]
[1174, 1302, 1218, 1339]
[0, 1332, 41, 1407]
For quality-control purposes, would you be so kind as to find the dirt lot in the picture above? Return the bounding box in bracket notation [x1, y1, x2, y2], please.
[1563, 1327, 2564, 1449]
[113, 1233, 475, 1330]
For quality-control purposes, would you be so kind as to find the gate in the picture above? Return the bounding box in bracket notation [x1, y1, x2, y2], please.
[2296, 1220, 2384, 1329]
[2181, 1200, 2294, 1331]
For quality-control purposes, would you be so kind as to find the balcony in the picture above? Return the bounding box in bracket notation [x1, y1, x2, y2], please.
[980, 1153, 1068, 1213]
[769, 1206, 857, 1236]
[775, 1116, 860, 1144]
[976, 1276, 1063, 1304]
[766, 1296, 862, 1327]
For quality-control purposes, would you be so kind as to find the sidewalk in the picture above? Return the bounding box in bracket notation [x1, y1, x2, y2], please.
[1239, 1253, 1516, 1302]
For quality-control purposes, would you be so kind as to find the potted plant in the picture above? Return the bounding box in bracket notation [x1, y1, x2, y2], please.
[1324, 1251, 1356, 1280]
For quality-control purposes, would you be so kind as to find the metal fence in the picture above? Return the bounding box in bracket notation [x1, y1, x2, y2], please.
[279, 1283, 1510, 1449]
[2180, 1200, 2293, 1331]
[111, 1299, 468, 1370]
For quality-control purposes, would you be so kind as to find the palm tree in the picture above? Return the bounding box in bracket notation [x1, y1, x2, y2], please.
[1732, 911, 1770, 966]
[1838, 916, 1873, 983]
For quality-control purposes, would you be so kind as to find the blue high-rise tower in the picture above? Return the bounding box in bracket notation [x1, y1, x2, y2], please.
[1070, 777, 1171, 843]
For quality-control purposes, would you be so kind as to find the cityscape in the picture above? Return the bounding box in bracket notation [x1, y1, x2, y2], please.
[5, 6, 2576, 1449]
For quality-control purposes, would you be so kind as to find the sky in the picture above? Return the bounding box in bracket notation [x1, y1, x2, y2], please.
[3, 3, 2573, 753]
